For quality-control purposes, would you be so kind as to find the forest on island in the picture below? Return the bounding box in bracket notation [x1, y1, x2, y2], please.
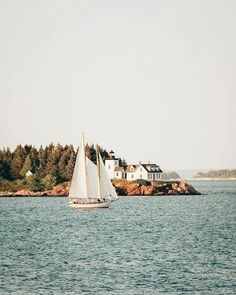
[0, 144, 110, 192]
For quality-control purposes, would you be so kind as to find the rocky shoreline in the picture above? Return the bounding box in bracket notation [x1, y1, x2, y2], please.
[0, 180, 201, 197]
[113, 179, 201, 196]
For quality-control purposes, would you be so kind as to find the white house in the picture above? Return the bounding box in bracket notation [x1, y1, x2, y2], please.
[126, 163, 162, 181]
[104, 151, 163, 181]
[114, 166, 125, 179]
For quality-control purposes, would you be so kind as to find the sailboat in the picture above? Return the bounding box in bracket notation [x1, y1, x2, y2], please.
[68, 133, 118, 209]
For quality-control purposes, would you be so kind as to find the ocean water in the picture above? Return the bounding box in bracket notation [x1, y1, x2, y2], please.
[0, 181, 235, 295]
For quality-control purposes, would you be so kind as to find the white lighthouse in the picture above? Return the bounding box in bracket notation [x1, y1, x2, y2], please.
[105, 150, 120, 179]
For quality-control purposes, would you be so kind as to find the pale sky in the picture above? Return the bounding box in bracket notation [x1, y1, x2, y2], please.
[0, 0, 236, 170]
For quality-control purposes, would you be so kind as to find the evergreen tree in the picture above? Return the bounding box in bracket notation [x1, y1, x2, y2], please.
[45, 143, 63, 180]
[58, 152, 69, 182]
[28, 147, 39, 172]
[26, 173, 44, 192]
[64, 149, 76, 180]
[99, 147, 109, 162]
[42, 174, 57, 190]
[10, 145, 28, 179]
[20, 155, 33, 177]
[38, 145, 47, 177]
[0, 148, 12, 179]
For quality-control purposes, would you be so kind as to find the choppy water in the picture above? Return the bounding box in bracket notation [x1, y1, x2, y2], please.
[0, 181, 235, 294]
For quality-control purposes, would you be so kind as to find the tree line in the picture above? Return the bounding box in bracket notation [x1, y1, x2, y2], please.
[0, 144, 109, 192]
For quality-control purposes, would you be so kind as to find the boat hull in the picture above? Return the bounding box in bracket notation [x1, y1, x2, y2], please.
[69, 201, 110, 209]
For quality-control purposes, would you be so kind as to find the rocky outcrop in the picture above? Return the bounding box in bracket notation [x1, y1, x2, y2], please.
[112, 179, 201, 196]
[0, 185, 69, 197]
[47, 185, 68, 196]
[0, 180, 201, 197]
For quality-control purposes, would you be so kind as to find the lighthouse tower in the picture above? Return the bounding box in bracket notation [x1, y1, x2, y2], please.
[105, 150, 119, 179]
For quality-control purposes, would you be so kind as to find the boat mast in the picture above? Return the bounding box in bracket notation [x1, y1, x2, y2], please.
[96, 144, 101, 199]
[82, 132, 89, 201]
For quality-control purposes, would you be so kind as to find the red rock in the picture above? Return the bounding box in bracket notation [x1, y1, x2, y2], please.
[124, 183, 141, 195]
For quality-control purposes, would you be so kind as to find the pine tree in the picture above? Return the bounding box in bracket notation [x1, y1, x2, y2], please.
[26, 173, 44, 192]
[42, 174, 57, 190]
[38, 145, 47, 177]
[65, 149, 76, 180]
[20, 155, 33, 177]
[45, 143, 63, 181]
[10, 145, 28, 179]
[0, 148, 12, 179]
[28, 147, 39, 172]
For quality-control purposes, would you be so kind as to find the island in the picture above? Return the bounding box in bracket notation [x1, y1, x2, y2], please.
[0, 144, 201, 197]
[0, 179, 201, 197]
[193, 169, 236, 179]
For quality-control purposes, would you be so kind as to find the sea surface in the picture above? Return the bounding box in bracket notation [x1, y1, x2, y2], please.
[0, 181, 235, 294]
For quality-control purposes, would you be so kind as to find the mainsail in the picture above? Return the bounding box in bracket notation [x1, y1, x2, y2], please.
[69, 134, 88, 199]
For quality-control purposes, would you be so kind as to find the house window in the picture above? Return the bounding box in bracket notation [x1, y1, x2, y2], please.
[140, 174, 142, 179]
[108, 165, 111, 169]
[148, 174, 152, 179]
[131, 174, 134, 178]
[115, 160, 118, 165]
[116, 173, 119, 177]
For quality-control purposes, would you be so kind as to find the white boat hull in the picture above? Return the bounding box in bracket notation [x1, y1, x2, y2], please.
[69, 201, 110, 209]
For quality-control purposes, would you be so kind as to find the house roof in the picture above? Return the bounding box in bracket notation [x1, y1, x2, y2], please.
[125, 163, 163, 173]
[141, 164, 163, 173]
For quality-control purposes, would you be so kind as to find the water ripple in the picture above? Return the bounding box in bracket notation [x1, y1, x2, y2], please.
[0, 181, 236, 294]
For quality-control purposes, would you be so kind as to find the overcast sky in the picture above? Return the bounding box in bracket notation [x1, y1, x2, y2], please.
[0, 0, 235, 170]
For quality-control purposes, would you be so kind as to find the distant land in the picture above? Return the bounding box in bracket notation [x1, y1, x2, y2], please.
[193, 169, 236, 179]
[175, 169, 206, 180]
[175, 169, 236, 180]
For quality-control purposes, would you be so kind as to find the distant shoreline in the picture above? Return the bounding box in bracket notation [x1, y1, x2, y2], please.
[189, 178, 236, 181]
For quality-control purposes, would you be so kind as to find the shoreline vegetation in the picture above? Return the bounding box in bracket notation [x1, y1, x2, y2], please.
[0, 179, 201, 197]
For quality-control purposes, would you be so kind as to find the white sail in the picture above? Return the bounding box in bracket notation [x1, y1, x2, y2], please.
[69, 134, 88, 199]
[99, 153, 118, 201]
[86, 157, 99, 199]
